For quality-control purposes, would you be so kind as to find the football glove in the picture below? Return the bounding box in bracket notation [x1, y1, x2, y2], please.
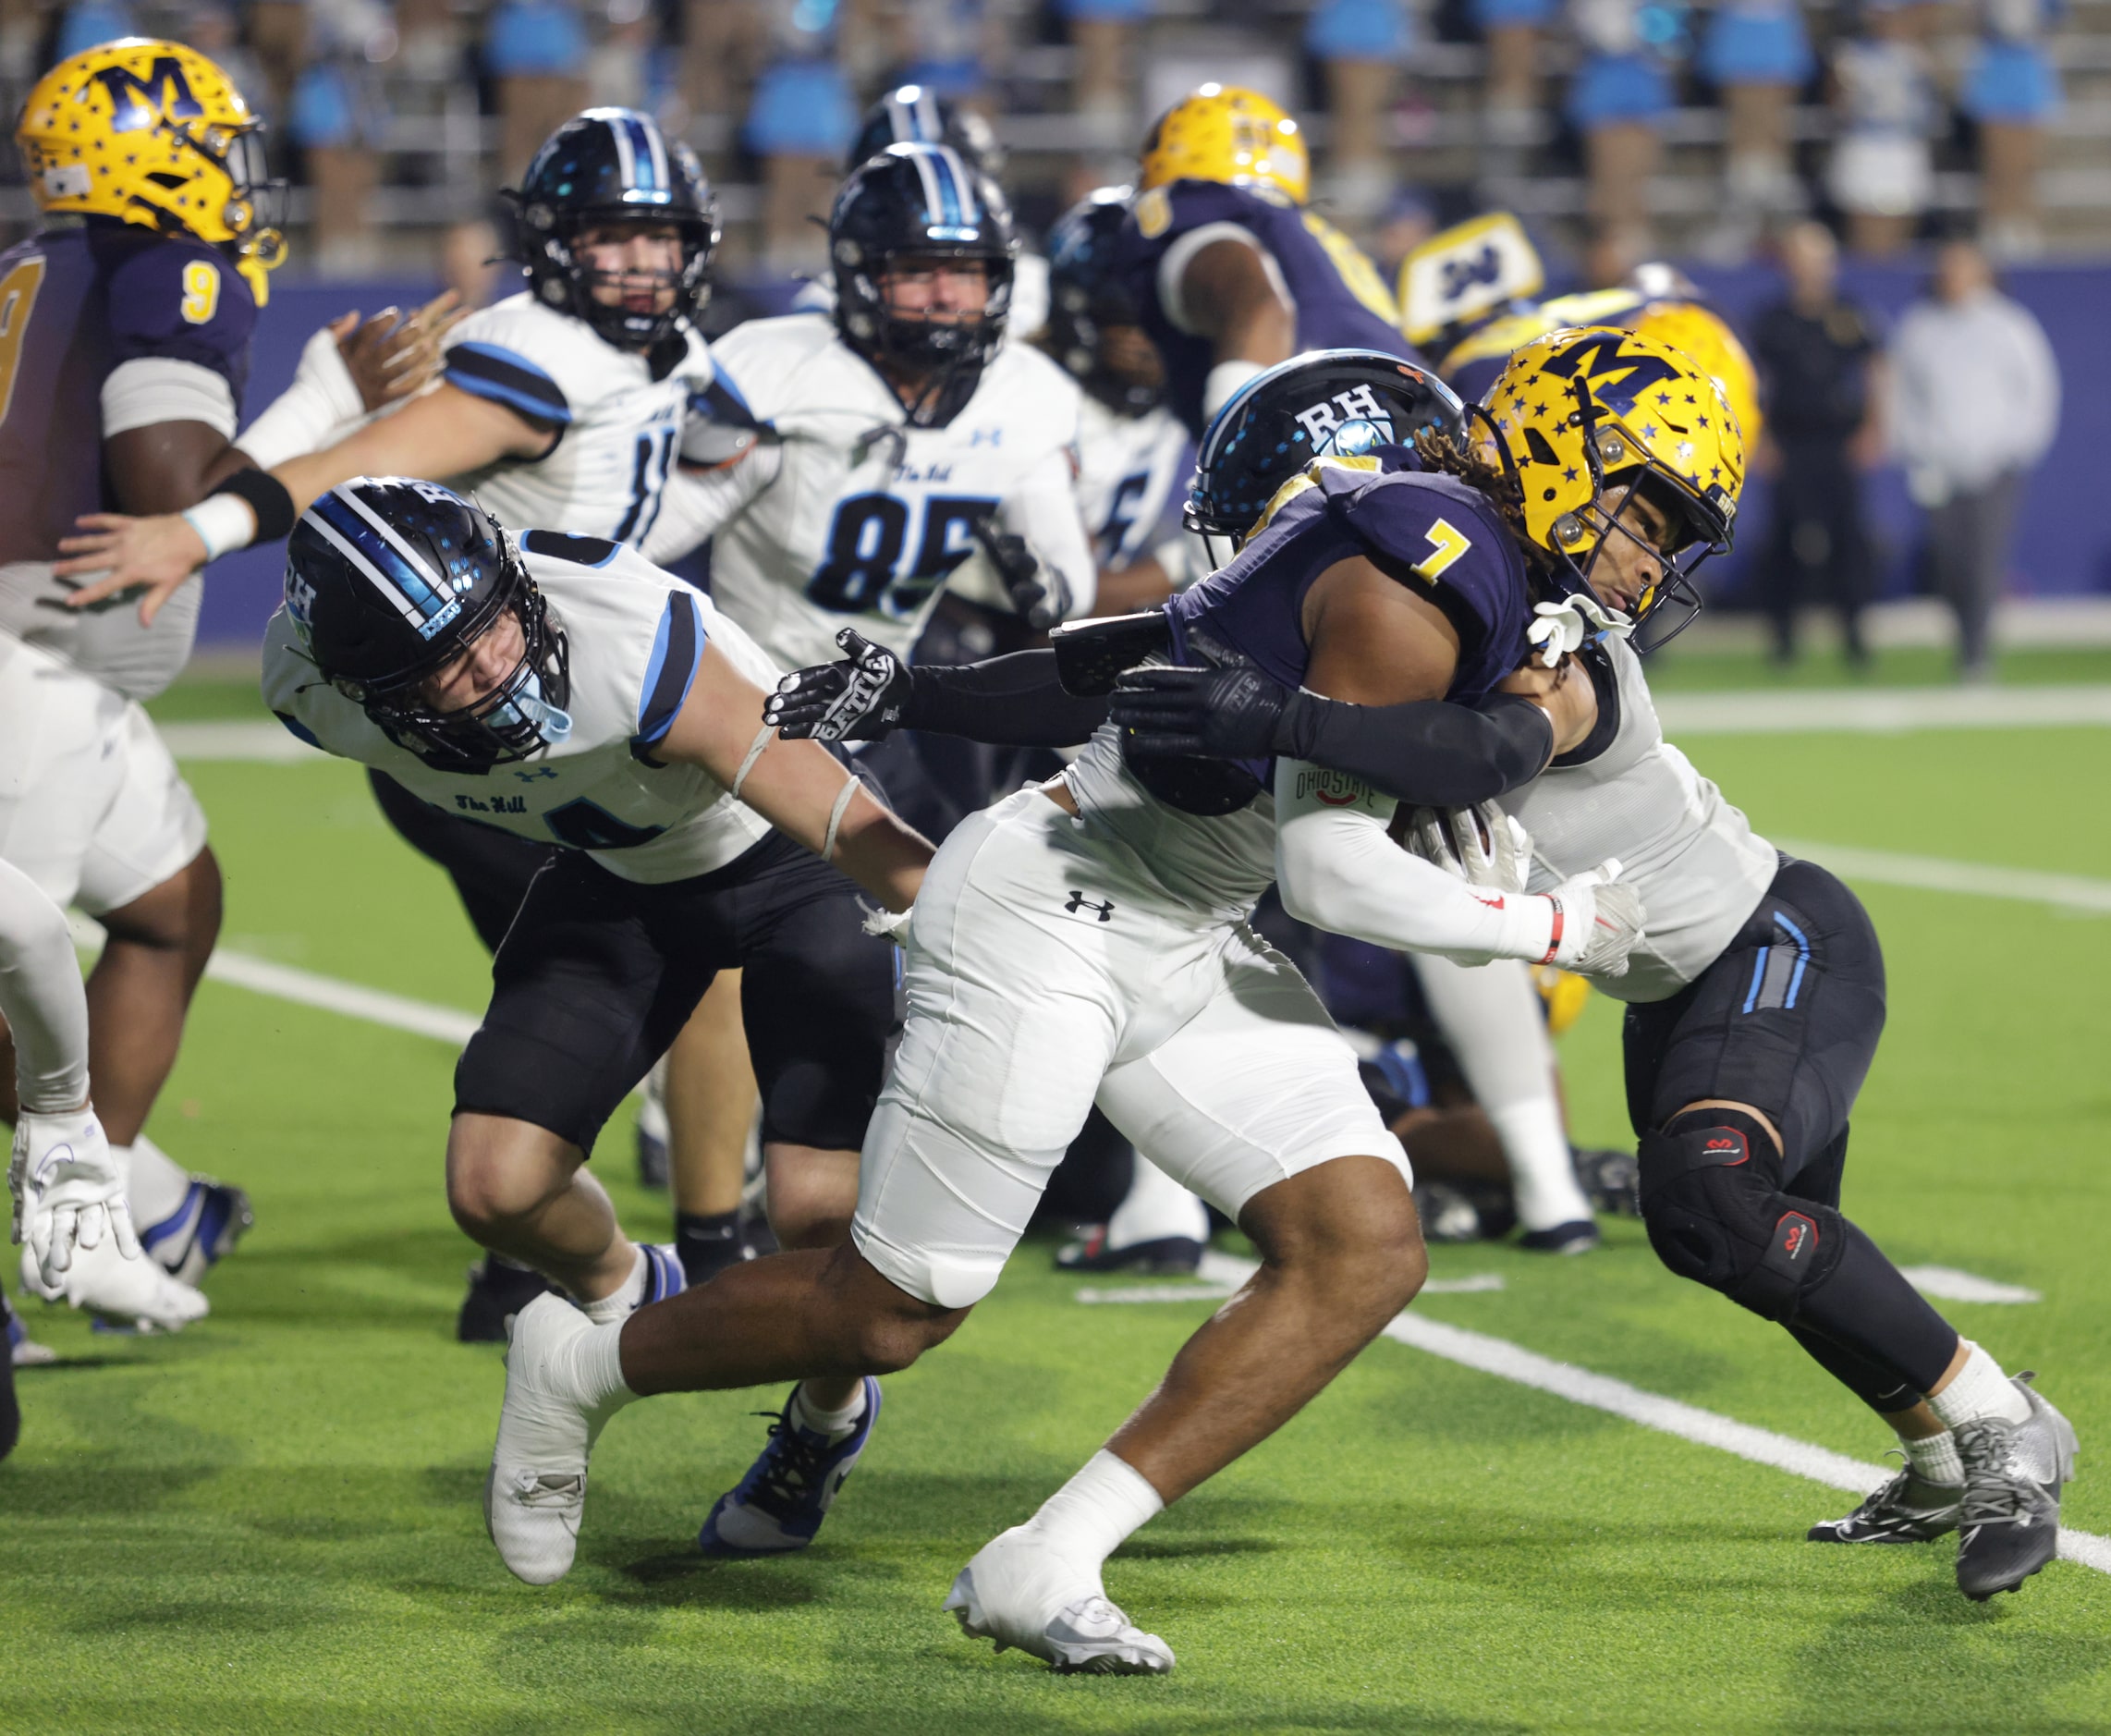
[1108, 663, 1294, 760]
[763, 630, 912, 742]
[1526, 594, 1633, 668]
[1542, 861, 1645, 978]
[970, 516, 1072, 631]
[1400, 801, 1531, 895]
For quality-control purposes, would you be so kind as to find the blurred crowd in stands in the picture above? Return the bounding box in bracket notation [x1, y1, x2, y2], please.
[0, 0, 2086, 278]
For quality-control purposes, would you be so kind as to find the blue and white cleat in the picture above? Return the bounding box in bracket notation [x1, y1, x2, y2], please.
[945, 1524, 1175, 1674]
[140, 1177, 253, 1287]
[637, 1241, 686, 1308]
[6, 1302, 56, 1368]
[698, 1376, 883, 1558]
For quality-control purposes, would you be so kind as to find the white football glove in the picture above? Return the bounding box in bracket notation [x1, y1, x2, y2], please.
[1526, 594, 1634, 668]
[1542, 860, 1645, 978]
[1402, 801, 1531, 894]
[9, 1106, 209, 1331]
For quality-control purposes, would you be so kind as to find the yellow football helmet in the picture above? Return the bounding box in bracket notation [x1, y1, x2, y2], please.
[1481, 325, 1744, 651]
[16, 38, 286, 304]
[1138, 85, 1310, 206]
[1625, 298, 1763, 449]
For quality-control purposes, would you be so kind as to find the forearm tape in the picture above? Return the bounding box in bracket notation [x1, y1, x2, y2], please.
[902, 651, 1113, 747]
[1276, 691, 1553, 808]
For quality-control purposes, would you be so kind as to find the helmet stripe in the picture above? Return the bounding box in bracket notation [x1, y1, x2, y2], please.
[607, 115, 637, 191]
[624, 115, 665, 194]
[307, 488, 458, 636]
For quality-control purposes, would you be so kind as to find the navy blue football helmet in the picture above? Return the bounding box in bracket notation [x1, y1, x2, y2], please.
[285, 478, 570, 773]
[1043, 186, 1159, 416]
[846, 84, 1004, 181]
[514, 107, 720, 353]
[830, 142, 1016, 421]
[1187, 349, 1467, 547]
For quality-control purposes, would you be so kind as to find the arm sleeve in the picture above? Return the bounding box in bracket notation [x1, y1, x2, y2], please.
[1272, 759, 1556, 966]
[902, 650, 1111, 747]
[0, 859, 89, 1115]
[642, 441, 783, 564]
[1000, 439, 1098, 619]
[1278, 691, 1554, 807]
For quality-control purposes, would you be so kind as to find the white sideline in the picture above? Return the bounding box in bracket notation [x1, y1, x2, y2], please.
[160, 719, 321, 762]
[1656, 684, 2111, 736]
[1187, 1253, 2111, 1577]
[1771, 839, 2111, 916]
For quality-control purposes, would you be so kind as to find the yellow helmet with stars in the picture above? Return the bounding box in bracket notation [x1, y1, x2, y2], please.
[1481, 325, 1744, 651]
[1139, 85, 1310, 206]
[16, 39, 286, 305]
[1624, 298, 1763, 449]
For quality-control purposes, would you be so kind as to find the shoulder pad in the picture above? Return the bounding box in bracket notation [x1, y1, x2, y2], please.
[105, 238, 254, 366]
[1322, 469, 1519, 598]
[444, 299, 587, 424]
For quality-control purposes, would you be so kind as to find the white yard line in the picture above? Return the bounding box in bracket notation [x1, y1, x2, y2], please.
[1657, 685, 2111, 736]
[1166, 1253, 2111, 1577]
[1770, 839, 2111, 916]
[1898, 1266, 2044, 1305]
[159, 719, 322, 762]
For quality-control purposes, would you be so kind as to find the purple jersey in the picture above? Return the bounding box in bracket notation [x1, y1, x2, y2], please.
[0, 222, 254, 567]
[1115, 179, 1422, 438]
[1164, 451, 1531, 785]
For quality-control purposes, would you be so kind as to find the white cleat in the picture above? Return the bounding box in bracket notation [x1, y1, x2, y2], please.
[944, 1524, 1175, 1675]
[485, 1292, 620, 1586]
[19, 1237, 209, 1332]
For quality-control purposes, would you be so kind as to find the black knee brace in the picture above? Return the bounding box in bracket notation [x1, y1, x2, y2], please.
[1637, 1110, 1846, 1325]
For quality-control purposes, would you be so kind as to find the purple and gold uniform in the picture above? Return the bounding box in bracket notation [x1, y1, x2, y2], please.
[1116, 181, 1422, 438]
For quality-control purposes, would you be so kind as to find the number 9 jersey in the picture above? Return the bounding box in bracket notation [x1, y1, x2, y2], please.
[644, 312, 1096, 672]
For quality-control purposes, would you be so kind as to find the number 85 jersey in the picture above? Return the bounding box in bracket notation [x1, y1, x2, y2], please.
[644, 312, 1095, 671]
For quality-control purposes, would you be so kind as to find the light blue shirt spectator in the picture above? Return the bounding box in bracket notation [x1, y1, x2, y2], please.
[1059, 0, 1153, 20]
[1698, 1, 1812, 89]
[1472, 0, 1557, 29]
[1307, 0, 1416, 62]
[1567, 0, 1673, 131]
[55, 0, 136, 62]
[745, 60, 858, 159]
[1963, 0, 2062, 123]
[485, 0, 589, 78]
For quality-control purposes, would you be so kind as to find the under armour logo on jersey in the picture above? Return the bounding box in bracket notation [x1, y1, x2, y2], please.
[1294, 385, 1386, 444]
[968, 427, 1004, 447]
[515, 765, 560, 782]
[1064, 890, 1115, 922]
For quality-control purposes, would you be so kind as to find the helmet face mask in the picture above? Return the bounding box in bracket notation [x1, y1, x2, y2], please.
[16, 39, 288, 302]
[287, 480, 573, 774]
[831, 144, 1017, 422]
[515, 108, 720, 353]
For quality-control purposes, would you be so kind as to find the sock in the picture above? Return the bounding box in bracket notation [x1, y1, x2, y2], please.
[789, 1379, 868, 1444]
[1485, 1097, 1595, 1232]
[1026, 1449, 1165, 1575]
[1927, 1341, 2032, 1430]
[1105, 1155, 1210, 1251]
[121, 1135, 193, 1229]
[571, 1319, 638, 1420]
[579, 1246, 646, 1326]
[675, 1209, 744, 1285]
[1899, 1430, 1963, 1485]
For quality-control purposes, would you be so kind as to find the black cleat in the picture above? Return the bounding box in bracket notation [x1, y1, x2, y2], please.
[1412, 1180, 1483, 1244]
[1953, 1373, 2078, 1601]
[1571, 1145, 1641, 1216]
[458, 1253, 555, 1344]
[1055, 1229, 1202, 1276]
[1808, 1465, 1961, 1544]
[1518, 1218, 1599, 1254]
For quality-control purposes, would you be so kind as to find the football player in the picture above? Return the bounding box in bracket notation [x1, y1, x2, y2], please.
[475, 354, 1644, 1668]
[642, 141, 1094, 675]
[52, 107, 769, 1326]
[269, 478, 932, 1563]
[0, 39, 444, 1298]
[1109, 336, 2079, 1604]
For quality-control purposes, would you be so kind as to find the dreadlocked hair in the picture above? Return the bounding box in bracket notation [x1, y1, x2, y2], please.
[1410, 425, 1568, 599]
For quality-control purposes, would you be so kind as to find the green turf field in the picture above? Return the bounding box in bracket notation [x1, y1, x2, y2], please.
[4, 668, 2109, 1733]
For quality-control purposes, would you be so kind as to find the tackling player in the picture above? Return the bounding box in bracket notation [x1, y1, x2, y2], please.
[267, 478, 932, 1561]
[474, 355, 1644, 1668]
[0, 39, 441, 1298]
[1113, 336, 2080, 1604]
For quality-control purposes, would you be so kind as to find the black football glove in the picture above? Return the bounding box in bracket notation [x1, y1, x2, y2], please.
[762, 629, 912, 741]
[970, 515, 1071, 631]
[1108, 663, 1311, 760]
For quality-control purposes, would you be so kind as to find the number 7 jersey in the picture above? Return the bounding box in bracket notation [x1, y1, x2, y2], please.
[648, 312, 1094, 671]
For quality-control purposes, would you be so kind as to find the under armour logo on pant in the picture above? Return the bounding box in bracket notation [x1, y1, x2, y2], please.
[1065, 890, 1115, 922]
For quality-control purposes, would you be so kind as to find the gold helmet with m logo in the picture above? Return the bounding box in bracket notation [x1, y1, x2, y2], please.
[16, 39, 286, 302]
[1138, 85, 1310, 206]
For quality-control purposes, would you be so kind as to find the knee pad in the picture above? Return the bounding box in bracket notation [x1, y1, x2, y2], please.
[1638, 1111, 1845, 1325]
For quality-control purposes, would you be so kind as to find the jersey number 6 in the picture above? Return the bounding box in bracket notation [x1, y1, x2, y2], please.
[807, 491, 1002, 620]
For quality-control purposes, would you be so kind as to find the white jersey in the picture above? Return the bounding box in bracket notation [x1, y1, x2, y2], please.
[643, 312, 1094, 671]
[441, 293, 715, 548]
[1508, 638, 1779, 1003]
[1075, 395, 1190, 573]
[263, 540, 775, 885]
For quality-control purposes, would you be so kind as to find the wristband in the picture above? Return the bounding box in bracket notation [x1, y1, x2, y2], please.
[211, 468, 297, 544]
[179, 493, 259, 562]
[1539, 895, 1566, 966]
[1202, 359, 1266, 423]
